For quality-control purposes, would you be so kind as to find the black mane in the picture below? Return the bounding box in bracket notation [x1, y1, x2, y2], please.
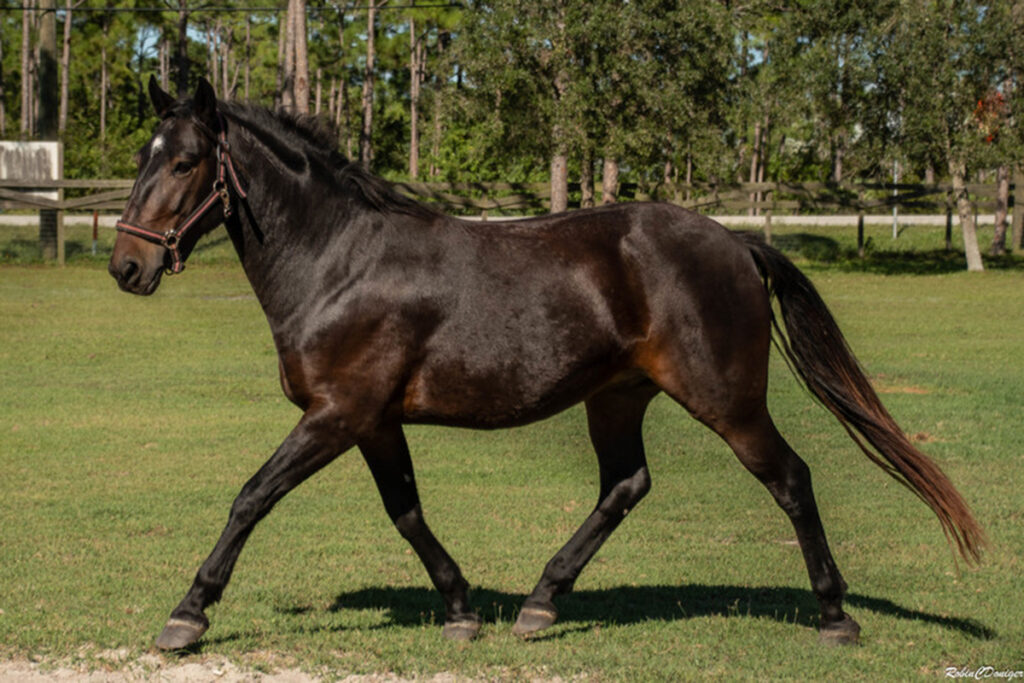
[218, 101, 439, 220]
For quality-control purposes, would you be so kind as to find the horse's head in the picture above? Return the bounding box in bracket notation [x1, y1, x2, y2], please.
[109, 76, 237, 295]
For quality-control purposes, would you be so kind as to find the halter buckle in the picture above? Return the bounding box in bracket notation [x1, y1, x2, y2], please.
[215, 180, 232, 218]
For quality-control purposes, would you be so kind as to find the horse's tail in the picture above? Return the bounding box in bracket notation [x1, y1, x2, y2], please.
[739, 232, 985, 564]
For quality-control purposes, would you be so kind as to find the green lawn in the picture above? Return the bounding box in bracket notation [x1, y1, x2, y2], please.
[0, 224, 1022, 680]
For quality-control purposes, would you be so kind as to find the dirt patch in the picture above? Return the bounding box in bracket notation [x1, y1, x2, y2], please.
[871, 374, 931, 395]
[911, 432, 941, 443]
[0, 656, 471, 682]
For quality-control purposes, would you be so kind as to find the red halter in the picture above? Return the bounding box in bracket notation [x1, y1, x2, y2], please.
[116, 114, 247, 274]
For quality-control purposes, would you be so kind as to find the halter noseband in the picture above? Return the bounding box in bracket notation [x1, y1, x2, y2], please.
[116, 113, 247, 274]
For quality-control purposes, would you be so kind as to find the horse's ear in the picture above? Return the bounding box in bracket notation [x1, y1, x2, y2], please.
[193, 77, 218, 127]
[148, 75, 175, 117]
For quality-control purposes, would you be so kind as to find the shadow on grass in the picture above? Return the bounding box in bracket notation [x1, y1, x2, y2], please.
[267, 584, 997, 641]
[173, 582, 996, 652]
[767, 232, 1024, 275]
[830, 249, 1024, 275]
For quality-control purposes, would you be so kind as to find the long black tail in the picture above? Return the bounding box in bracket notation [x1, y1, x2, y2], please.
[741, 233, 985, 563]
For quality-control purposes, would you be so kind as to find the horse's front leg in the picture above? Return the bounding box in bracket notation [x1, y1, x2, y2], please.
[155, 405, 354, 650]
[359, 425, 480, 640]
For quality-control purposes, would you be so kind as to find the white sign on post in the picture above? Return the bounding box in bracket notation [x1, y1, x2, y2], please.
[0, 141, 63, 202]
[1, 141, 65, 263]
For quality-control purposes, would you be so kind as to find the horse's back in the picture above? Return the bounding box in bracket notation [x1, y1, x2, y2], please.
[399, 203, 769, 428]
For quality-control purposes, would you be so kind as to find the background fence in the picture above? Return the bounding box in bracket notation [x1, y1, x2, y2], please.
[2, 177, 1022, 263]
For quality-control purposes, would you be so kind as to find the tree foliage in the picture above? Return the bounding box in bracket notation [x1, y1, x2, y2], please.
[2, 0, 1019, 199]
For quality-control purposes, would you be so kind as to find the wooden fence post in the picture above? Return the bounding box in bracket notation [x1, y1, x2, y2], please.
[857, 188, 865, 258]
[37, 0, 62, 264]
[945, 195, 953, 252]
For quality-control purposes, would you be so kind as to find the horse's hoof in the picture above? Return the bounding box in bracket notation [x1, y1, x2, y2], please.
[511, 606, 558, 637]
[442, 618, 481, 641]
[154, 617, 208, 650]
[818, 614, 861, 645]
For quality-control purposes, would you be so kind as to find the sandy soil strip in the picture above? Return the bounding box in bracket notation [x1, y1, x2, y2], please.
[0, 655, 471, 682]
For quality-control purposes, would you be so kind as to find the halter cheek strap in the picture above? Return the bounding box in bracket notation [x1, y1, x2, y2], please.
[116, 113, 247, 274]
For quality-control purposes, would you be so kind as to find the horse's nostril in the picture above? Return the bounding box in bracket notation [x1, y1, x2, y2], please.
[113, 257, 140, 285]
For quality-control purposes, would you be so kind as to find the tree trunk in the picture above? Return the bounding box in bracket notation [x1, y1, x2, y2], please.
[37, 0, 59, 261]
[0, 30, 6, 136]
[100, 22, 107, 143]
[580, 148, 595, 208]
[175, 1, 189, 97]
[359, 0, 380, 168]
[274, 13, 284, 109]
[601, 158, 619, 204]
[757, 114, 770, 215]
[334, 18, 351, 158]
[831, 135, 844, 184]
[280, 0, 295, 111]
[21, 0, 33, 138]
[759, 115, 770, 184]
[991, 164, 1009, 255]
[133, 37, 145, 126]
[341, 83, 352, 159]
[546, 7, 569, 214]
[58, 0, 79, 136]
[37, 0, 57, 139]
[1012, 165, 1024, 253]
[314, 67, 322, 114]
[408, 16, 421, 179]
[220, 21, 232, 100]
[749, 119, 761, 216]
[207, 24, 218, 94]
[549, 151, 568, 213]
[292, 0, 309, 113]
[949, 159, 985, 272]
[158, 36, 169, 91]
[685, 148, 693, 202]
[244, 17, 251, 100]
[429, 30, 446, 178]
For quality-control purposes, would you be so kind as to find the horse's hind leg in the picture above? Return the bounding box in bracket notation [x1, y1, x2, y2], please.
[640, 261, 859, 644]
[720, 412, 861, 643]
[359, 425, 480, 640]
[674, 394, 857, 645]
[513, 382, 657, 637]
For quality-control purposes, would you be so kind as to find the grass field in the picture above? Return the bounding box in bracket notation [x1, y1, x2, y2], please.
[0, 221, 1022, 680]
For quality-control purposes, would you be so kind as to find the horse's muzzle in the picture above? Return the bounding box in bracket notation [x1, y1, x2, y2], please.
[109, 254, 164, 295]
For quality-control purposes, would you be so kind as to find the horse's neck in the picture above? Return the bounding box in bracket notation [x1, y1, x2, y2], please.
[223, 121, 368, 328]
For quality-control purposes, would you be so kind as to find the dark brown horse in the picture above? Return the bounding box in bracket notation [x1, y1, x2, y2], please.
[109, 78, 984, 650]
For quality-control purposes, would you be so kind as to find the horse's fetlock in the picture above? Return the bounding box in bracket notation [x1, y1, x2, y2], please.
[170, 605, 209, 628]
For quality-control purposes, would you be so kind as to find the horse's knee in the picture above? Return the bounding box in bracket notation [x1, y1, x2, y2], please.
[599, 466, 651, 516]
[393, 506, 423, 539]
[228, 487, 266, 529]
[629, 466, 652, 503]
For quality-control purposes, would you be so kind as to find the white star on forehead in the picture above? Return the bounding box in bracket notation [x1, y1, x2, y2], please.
[151, 135, 165, 153]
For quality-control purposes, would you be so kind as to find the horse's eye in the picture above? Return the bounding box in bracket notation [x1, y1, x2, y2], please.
[172, 161, 194, 177]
